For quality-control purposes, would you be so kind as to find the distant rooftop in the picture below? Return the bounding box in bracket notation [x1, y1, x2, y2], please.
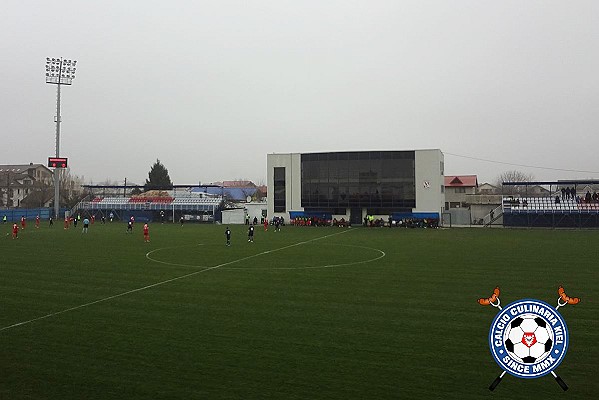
[444, 175, 478, 187]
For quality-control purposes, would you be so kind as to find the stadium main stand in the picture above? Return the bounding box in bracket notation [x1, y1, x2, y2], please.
[502, 180, 599, 228]
[73, 192, 223, 223]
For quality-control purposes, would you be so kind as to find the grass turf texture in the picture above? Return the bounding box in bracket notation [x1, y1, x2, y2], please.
[0, 223, 597, 399]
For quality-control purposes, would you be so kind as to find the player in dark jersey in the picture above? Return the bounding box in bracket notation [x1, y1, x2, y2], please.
[225, 227, 231, 246]
[248, 224, 254, 242]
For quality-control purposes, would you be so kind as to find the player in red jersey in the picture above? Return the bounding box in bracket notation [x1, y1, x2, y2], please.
[35, 215, 40, 229]
[64, 217, 69, 229]
[20, 216, 26, 230]
[12, 223, 19, 239]
[143, 223, 150, 242]
[263, 217, 268, 231]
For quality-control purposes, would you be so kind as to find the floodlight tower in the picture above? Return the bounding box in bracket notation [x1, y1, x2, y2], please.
[45, 57, 77, 219]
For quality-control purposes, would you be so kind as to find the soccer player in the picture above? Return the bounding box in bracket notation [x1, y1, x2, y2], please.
[143, 223, 150, 242]
[180, 216, 184, 226]
[35, 215, 40, 229]
[82, 217, 90, 233]
[248, 224, 254, 242]
[225, 226, 231, 246]
[20, 215, 26, 230]
[127, 219, 133, 234]
[64, 216, 69, 229]
[12, 223, 19, 239]
[274, 217, 280, 232]
[263, 217, 268, 231]
[49, 217, 53, 227]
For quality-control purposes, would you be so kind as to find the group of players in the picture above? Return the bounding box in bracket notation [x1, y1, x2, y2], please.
[7, 213, 280, 245]
[7, 215, 41, 239]
[6, 214, 150, 242]
[225, 219, 281, 246]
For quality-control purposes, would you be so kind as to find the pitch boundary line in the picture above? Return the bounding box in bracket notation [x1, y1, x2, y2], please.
[0, 229, 354, 333]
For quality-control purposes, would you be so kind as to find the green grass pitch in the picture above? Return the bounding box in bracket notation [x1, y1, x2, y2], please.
[0, 222, 597, 399]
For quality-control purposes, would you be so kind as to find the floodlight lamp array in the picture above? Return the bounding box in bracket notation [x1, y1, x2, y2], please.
[45, 57, 77, 84]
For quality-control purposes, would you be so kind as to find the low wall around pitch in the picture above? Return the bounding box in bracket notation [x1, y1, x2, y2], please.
[504, 212, 599, 228]
[0, 208, 67, 222]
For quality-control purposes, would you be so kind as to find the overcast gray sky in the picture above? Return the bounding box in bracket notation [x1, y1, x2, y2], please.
[2, 0, 598, 186]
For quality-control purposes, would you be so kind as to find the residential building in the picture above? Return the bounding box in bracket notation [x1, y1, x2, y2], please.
[0, 163, 54, 207]
[444, 175, 478, 209]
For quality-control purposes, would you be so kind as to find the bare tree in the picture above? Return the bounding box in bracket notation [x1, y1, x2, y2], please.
[59, 169, 88, 208]
[95, 179, 122, 197]
[495, 170, 535, 195]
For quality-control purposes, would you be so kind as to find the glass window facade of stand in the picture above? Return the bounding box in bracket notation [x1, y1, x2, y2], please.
[273, 167, 286, 212]
[301, 151, 416, 211]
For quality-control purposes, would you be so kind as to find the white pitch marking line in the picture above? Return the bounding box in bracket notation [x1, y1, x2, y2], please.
[0, 229, 353, 332]
[223, 244, 386, 270]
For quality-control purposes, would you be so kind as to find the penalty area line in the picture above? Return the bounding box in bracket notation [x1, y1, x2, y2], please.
[0, 228, 353, 333]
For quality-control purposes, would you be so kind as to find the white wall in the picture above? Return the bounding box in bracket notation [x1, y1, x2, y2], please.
[244, 202, 267, 223]
[414, 149, 445, 213]
[222, 209, 245, 225]
[266, 153, 302, 219]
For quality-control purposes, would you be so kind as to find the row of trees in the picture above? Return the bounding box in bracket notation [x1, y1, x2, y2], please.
[0, 160, 173, 209]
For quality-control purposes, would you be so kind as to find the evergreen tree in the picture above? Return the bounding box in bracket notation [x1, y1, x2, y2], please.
[145, 159, 173, 190]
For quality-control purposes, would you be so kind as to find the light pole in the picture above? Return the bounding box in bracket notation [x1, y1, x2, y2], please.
[46, 57, 77, 219]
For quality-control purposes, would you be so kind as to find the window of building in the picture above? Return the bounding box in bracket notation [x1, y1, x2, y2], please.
[455, 187, 466, 193]
[301, 151, 416, 209]
[273, 167, 286, 212]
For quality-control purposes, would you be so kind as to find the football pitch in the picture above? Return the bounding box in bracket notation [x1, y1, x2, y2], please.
[1, 222, 597, 399]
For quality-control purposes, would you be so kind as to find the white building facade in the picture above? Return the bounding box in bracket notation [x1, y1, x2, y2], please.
[267, 150, 445, 224]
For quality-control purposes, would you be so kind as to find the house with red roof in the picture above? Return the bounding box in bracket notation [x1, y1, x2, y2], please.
[444, 175, 478, 209]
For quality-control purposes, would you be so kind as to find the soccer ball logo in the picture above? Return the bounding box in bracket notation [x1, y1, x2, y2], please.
[505, 315, 552, 364]
[478, 287, 580, 391]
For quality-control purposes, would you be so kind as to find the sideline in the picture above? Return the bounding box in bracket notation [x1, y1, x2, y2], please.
[0, 229, 354, 332]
